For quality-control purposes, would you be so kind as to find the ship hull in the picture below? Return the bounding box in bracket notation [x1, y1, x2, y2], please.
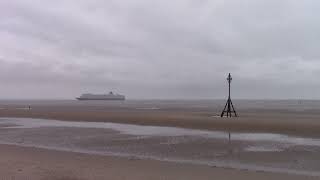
[76, 97, 125, 101]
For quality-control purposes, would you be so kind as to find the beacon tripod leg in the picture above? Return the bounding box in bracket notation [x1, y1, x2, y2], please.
[221, 99, 237, 117]
[220, 101, 228, 117]
[230, 100, 237, 117]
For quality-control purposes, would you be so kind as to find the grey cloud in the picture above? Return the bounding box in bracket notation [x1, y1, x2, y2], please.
[0, 0, 319, 99]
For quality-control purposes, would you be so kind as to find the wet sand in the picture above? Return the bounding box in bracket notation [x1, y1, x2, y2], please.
[0, 100, 320, 179]
[0, 100, 320, 136]
[0, 117, 320, 179]
[0, 144, 317, 180]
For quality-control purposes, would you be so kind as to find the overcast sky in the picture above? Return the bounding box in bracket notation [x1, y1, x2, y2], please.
[0, 0, 320, 99]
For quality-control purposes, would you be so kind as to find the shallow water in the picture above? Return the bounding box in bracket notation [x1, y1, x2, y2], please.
[0, 117, 320, 177]
[2, 117, 320, 147]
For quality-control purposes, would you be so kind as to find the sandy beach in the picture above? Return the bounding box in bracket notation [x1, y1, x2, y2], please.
[0, 144, 317, 180]
[0, 100, 319, 179]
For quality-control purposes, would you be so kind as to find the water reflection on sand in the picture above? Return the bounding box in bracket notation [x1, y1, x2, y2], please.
[0, 117, 320, 177]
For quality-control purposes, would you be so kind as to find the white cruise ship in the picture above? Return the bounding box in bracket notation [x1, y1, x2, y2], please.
[76, 91, 125, 101]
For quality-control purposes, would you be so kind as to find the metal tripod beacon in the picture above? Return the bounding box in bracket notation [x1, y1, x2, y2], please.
[220, 73, 238, 117]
